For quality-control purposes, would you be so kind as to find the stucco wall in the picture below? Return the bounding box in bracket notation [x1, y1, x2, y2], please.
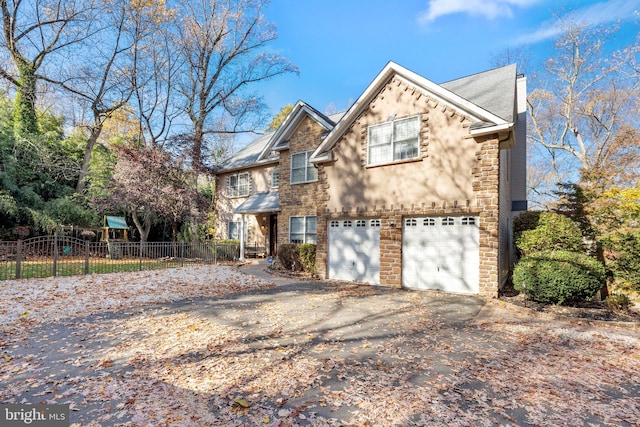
[324, 77, 478, 213]
[214, 164, 275, 242]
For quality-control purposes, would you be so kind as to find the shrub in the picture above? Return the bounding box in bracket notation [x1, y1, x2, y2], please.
[277, 243, 301, 271]
[602, 231, 640, 291]
[513, 250, 606, 305]
[513, 210, 542, 238]
[277, 243, 316, 273]
[605, 293, 630, 311]
[515, 211, 583, 256]
[297, 244, 317, 275]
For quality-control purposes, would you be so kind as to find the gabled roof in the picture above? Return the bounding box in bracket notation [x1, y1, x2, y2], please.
[270, 101, 336, 151]
[311, 61, 516, 162]
[216, 132, 278, 173]
[441, 63, 517, 124]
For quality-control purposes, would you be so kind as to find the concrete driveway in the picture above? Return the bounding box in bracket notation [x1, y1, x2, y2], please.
[1, 263, 639, 426]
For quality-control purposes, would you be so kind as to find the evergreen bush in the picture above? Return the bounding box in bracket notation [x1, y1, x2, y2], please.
[277, 243, 301, 271]
[297, 244, 316, 275]
[513, 250, 606, 305]
[515, 211, 583, 256]
[602, 231, 640, 292]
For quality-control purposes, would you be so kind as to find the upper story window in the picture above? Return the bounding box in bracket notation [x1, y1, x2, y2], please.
[271, 168, 279, 188]
[228, 172, 250, 197]
[291, 151, 318, 184]
[368, 115, 420, 165]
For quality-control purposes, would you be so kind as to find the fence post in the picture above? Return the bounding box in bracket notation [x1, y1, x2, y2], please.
[180, 242, 184, 267]
[16, 239, 22, 279]
[84, 241, 90, 275]
[53, 233, 59, 277]
[213, 242, 217, 265]
[139, 241, 142, 271]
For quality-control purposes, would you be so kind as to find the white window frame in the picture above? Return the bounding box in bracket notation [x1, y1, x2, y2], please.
[291, 151, 318, 184]
[228, 172, 250, 197]
[367, 115, 420, 165]
[289, 216, 317, 244]
[271, 168, 279, 188]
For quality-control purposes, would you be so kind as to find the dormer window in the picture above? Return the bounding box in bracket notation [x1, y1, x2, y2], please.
[291, 151, 318, 184]
[368, 115, 420, 165]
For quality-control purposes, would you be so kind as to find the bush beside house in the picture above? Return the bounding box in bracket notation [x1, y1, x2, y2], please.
[515, 211, 584, 256]
[513, 250, 606, 305]
[513, 211, 607, 305]
[276, 243, 317, 275]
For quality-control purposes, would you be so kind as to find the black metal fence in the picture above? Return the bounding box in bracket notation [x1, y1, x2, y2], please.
[0, 235, 240, 281]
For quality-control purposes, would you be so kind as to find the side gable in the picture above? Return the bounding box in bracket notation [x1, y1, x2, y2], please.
[311, 61, 515, 163]
[270, 100, 336, 152]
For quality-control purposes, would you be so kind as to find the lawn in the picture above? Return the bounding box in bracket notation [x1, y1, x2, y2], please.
[0, 257, 188, 280]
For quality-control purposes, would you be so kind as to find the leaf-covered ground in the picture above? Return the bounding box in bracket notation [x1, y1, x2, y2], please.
[1, 265, 639, 426]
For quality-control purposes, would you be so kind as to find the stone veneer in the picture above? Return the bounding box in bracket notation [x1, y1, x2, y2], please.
[312, 78, 502, 298]
[276, 116, 327, 245]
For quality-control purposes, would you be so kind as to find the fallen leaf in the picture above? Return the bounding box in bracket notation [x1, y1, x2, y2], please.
[233, 397, 250, 408]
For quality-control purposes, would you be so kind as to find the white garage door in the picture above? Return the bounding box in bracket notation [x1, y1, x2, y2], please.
[328, 219, 380, 284]
[402, 216, 479, 294]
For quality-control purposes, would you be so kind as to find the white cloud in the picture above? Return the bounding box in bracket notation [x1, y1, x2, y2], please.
[518, 0, 640, 44]
[418, 0, 540, 25]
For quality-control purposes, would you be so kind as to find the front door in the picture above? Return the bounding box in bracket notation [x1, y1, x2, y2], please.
[269, 214, 278, 256]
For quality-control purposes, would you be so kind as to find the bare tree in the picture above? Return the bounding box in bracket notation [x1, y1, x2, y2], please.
[0, 0, 98, 135]
[48, 0, 142, 193]
[174, 0, 298, 170]
[130, 0, 181, 148]
[527, 24, 640, 200]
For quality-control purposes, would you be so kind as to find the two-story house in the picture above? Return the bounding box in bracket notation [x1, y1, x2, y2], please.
[215, 61, 527, 298]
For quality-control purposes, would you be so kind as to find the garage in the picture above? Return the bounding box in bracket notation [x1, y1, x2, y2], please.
[402, 216, 479, 294]
[328, 218, 380, 284]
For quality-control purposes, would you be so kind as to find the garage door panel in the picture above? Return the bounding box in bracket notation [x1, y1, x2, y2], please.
[402, 216, 479, 294]
[328, 219, 380, 284]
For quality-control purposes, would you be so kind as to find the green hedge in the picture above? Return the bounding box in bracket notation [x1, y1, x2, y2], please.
[297, 244, 316, 275]
[515, 211, 583, 256]
[277, 243, 316, 274]
[513, 250, 606, 305]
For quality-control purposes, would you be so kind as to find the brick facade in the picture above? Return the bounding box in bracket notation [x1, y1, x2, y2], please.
[276, 117, 327, 245]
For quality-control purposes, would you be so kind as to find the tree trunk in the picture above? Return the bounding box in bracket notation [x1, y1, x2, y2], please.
[14, 63, 38, 136]
[192, 125, 204, 171]
[76, 124, 102, 194]
[131, 211, 152, 243]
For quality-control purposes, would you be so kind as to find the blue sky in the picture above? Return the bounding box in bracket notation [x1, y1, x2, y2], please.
[255, 0, 640, 118]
